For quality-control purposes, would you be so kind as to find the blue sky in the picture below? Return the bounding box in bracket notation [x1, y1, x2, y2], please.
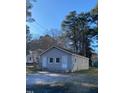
[28, 0, 97, 38]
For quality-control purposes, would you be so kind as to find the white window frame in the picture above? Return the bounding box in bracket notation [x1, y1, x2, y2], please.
[48, 57, 54, 64]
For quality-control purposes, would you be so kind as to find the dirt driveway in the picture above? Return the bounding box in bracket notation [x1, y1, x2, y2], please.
[27, 71, 97, 86]
[26, 70, 98, 93]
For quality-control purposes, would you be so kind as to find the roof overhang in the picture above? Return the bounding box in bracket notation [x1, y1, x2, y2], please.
[40, 46, 73, 56]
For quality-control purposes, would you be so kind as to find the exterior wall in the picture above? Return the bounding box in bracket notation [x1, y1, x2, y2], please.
[39, 48, 72, 72]
[71, 55, 89, 72]
[81, 56, 89, 69]
[26, 55, 33, 63]
[26, 53, 40, 64]
[32, 53, 40, 63]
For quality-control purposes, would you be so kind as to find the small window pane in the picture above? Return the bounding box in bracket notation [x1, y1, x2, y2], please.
[56, 58, 60, 63]
[49, 58, 53, 63]
[30, 57, 32, 61]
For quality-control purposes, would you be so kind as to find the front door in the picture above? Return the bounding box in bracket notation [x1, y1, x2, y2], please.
[42, 57, 47, 68]
[62, 56, 68, 69]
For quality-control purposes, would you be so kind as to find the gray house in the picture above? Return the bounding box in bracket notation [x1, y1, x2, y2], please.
[39, 46, 89, 72]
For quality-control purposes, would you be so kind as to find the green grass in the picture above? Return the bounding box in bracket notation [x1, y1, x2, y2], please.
[26, 65, 40, 73]
[74, 67, 98, 76]
[26, 65, 98, 76]
[26, 62, 45, 74]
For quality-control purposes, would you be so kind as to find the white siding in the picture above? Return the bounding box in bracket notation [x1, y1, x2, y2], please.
[72, 55, 89, 71]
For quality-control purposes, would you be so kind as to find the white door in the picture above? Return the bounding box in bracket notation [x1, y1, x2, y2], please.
[62, 56, 68, 69]
[42, 57, 47, 67]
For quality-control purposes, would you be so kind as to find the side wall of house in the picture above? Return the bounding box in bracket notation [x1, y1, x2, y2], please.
[39, 48, 73, 72]
[71, 55, 89, 72]
[81, 56, 89, 69]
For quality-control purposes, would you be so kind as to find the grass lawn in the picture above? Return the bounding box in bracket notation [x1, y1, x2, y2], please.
[26, 63, 42, 73]
[73, 67, 98, 76]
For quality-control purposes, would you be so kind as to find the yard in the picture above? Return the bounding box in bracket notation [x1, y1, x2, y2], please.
[26, 67, 98, 93]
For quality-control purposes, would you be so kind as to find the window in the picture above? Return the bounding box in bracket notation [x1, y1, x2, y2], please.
[30, 57, 32, 61]
[49, 58, 53, 63]
[75, 58, 76, 62]
[56, 58, 60, 63]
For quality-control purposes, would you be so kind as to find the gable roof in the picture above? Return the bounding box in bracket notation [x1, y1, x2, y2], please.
[40, 46, 73, 55]
[40, 46, 88, 59]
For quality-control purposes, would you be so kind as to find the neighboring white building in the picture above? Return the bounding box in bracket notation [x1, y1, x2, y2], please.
[26, 49, 43, 64]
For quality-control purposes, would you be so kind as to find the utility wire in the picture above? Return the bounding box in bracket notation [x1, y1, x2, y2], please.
[28, 19, 50, 35]
[28, 21, 50, 36]
[34, 20, 48, 31]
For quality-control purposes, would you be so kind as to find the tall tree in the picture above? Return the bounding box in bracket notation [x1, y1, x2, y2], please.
[26, 0, 36, 22]
[26, 25, 32, 43]
[62, 11, 79, 53]
[62, 11, 92, 56]
[61, 6, 98, 66]
[89, 5, 98, 53]
[26, 25, 32, 54]
[26, 0, 36, 55]
[90, 5, 98, 25]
